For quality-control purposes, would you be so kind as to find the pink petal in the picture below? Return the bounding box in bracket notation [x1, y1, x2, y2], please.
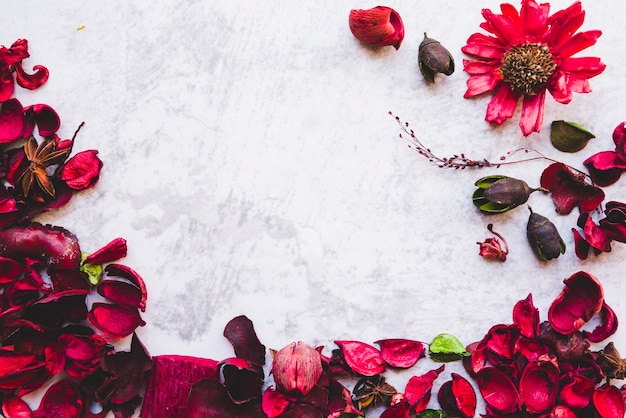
[520, 0, 550, 41]
[261, 388, 291, 418]
[84, 237, 127, 265]
[0, 71, 15, 104]
[582, 214, 611, 252]
[518, 361, 559, 413]
[486, 85, 519, 125]
[97, 279, 144, 311]
[348, 6, 404, 50]
[0, 98, 25, 143]
[2, 395, 32, 417]
[592, 384, 625, 418]
[464, 74, 500, 97]
[519, 89, 546, 135]
[23, 104, 59, 137]
[560, 56, 606, 79]
[334, 340, 385, 376]
[374, 338, 425, 368]
[60, 150, 103, 190]
[558, 30, 602, 58]
[32, 379, 83, 418]
[540, 162, 605, 214]
[559, 374, 595, 409]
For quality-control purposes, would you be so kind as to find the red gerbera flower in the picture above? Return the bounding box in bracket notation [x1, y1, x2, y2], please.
[462, 0, 605, 136]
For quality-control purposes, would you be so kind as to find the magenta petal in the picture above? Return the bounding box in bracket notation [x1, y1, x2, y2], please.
[60, 150, 103, 190]
[0, 71, 15, 103]
[559, 374, 595, 409]
[583, 302, 618, 343]
[476, 366, 521, 414]
[2, 395, 32, 417]
[97, 279, 144, 311]
[88, 303, 145, 338]
[334, 340, 385, 376]
[548, 271, 604, 335]
[486, 84, 518, 125]
[404, 365, 445, 413]
[437, 373, 476, 418]
[592, 384, 625, 418]
[24, 104, 59, 137]
[84, 237, 127, 265]
[14, 63, 49, 91]
[103, 264, 147, 312]
[374, 338, 425, 368]
[0, 98, 25, 143]
[32, 379, 83, 418]
[518, 362, 559, 413]
[223, 315, 266, 365]
[512, 293, 540, 338]
[261, 388, 291, 418]
[519, 89, 545, 136]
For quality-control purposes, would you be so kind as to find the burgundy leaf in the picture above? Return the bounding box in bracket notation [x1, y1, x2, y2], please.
[540, 162, 604, 214]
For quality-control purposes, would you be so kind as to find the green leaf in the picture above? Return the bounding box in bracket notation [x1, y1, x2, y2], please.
[80, 251, 103, 286]
[550, 120, 595, 153]
[417, 410, 451, 418]
[474, 175, 508, 189]
[428, 333, 469, 362]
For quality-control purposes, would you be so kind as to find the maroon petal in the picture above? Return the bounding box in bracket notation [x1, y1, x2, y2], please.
[14, 63, 49, 91]
[0, 98, 25, 143]
[333, 340, 385, 376]
[32, 379, 83, 418]
[0, 256, 21, 284]
[612, 121, 626, 159]
[84, 238, 127, 265]
[476, 366, 521, 414]
[2, 395, 32, 417]
[404, 365, 444, 413]
[0, 40, 29, 65]
[437, 373, 476, 418]
[223, 315, 266, 365]
[261, 388, 291, 418]
[540, 162, 604, 214]
[512, 293, 540, 338]
[583, 301, 618, 343]
[548, 271, 604, 335]
[484, 324, 519, 360]
[518, 361, 558, 413]
[374, 338, 425, 368]
[88, 303, 145, 338]
[592, 384, 625, 418]
[583, 151, 626, 186]
[0, 71, 14, 103]
[23, 104, 59, 137]
[572, 228, 591, 259]
[185, 378, 264, 418]
[140, 355, 218, 418]
[559, 374, 595, 409]
[219, 357, 264, 404]
[582, 214, 611, 252]
[60, 150, 103, 190]
[103, 264, 146, 311]
[98, 279, 144, 312]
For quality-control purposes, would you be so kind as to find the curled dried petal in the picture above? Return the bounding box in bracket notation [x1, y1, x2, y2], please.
[518, 361, 559, 413]
[334, 340, 385, 376]
[592, 384, 625, 418]
[559, 374, 595, 409]
[60, 150, 103, 190]
[88, 303, 145, 339]
[374, 338, 425, 368]
[349, 6, 404, 50]
[223, 315, 266, 365]
[476, 366, 521, 414]
[437, 373, 476, 418]
[513, 293, 540, 338]
[0, 98, 25, 143]
[103, 263, 147, 311]
[32, 379, 83, 418]
[583, 302, 618, 343]
[548, 271, 604, 335]
[540, 162, 604, 214]
[404, 365, 445, 413]
[84, 237, 127, 265]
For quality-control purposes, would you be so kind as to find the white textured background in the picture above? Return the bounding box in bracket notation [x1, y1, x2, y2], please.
[6, 0, 626, 415]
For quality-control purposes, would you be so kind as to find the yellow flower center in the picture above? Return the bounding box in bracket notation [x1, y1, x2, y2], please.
[499, 43, 556, 95]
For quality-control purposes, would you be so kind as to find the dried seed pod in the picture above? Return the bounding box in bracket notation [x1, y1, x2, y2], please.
[473, 175, 539, 214]
[418, 33, 454, 82]
[527, 207, 566, 261]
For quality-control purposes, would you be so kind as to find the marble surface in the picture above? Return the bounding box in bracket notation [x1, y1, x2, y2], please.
[5, 0, 626, 415]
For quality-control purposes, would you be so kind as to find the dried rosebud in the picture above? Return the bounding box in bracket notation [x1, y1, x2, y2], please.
[271, 341, 322, 396]
[477, 223, 508, 261]
[349, 6, 404, 50]
[550, 120, 595, 152]
[473, 175, 538, 214]
[526, 207, 565, 261]
[418, 33, 454, 83]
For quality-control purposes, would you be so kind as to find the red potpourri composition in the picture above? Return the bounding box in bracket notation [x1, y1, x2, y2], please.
[1, 0, 626, 416]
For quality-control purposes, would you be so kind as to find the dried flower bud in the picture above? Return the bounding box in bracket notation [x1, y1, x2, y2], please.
[526, 207, 566, 261]
[550, 120, 595, 153]
[477, 224, 508, 261]
[349, 6, 404, 50]
[418, 33, 455, 82]
[473, 175, 538, 214]
[271, 341, 322, 396]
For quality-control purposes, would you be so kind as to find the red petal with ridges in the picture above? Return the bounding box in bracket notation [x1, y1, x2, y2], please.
[518, 362, 559, 413]
[583, 302, 618, 343]
[592, 384, 625, 418]
[60, 150, 103, 190]
[486, 85, 519, 125]
[513, 293, 540, 338]
[519, 88, 545, 136]
[476, 366, 521, 414]
[2, 395, 32, 417]
[540, 162, 605, 214]
[261, 388, 291, 418]
[437, 373, 476, 418]
[334, 340, 385, 376]
[559, 374, 595, 409]
[374, 338, 425, 369]
[548, 271, 604, 335]
[84, 237, 127, 265]
[0, 98, 25, 143]
[32, 379, 83, 418]
[404, 365, 445, 413]
[88, 303, 145, 338]
[103, 264, 147, 311]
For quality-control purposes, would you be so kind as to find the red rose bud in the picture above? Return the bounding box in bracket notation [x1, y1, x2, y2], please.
[271, 341, 322, 396]
[349, 6, 404, 50]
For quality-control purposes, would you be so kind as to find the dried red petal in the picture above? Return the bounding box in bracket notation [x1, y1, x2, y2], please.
[476, 366, 521, 414]
[57, 333, 107, 379]
[140, 355, 218, 418]
[349, 6, 404, 50]
[32, 379, 83, 418]
[98, 279, 144, 311]
[88, 303, 145, 338]
[84, 237, 127, 265]
[380, 401, 411, 418]
[583, 301, 618, 343]
[23, 104, 59, 137]
[464, 340, 487, 376]
[333, 340, 385, 376]
[14, 63, 49, 91]
[219, 357, 264, 403]
[0, 256, 21, 284]
[0, 223, 81, 270]
[512, 293, 540, 338]
[261, 388, 291, 418]
[404, 365, 444, 413]
[518, 361, 559, 413]
[0, 98, 25, 143]
[547, 405, 578, 417]
[584, 151, 625, 187]
[223, 315, 266, 365]
[559, 374, 595, 409]
[185, 378, 264, 418]
[484, 324, 519, 360]
[540, 162, 604, 214]
[582, 214, 611, 252]
[271, 341, 322, 396]
[103, 263, 147, 311]
[592, 384, 625, 418]
[60, 150, 103, 190]
[437, 373, 476, 418]
[600, 201, 626, 243]
[572, 227, 591, 260]
[2, 395, 32, 417]
[548, 271, 604, 335]
[612, 122, 626, 160]
[374, 338, 425, 368]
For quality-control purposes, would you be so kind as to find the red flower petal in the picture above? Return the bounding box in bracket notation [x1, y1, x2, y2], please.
[592, 384, 625, 418]
[374, 338, 425, 369]
[0, 71, 14, 103]
[486, 84, 519, 126]
[88, 303, 145, 338]
[261, 388, 291, 418]
[333, 340, 385, 376]
[219, 357, 264, 403]
[2, 395, 32, 417]
[548, 271, 604, 335]
[519, 89, 545, 136]
[404, 365, 444, 413]
[23, 104, 59, 137]
[32, 379, 83, 418]
[103, 263, 147, 311]
[14, 63, 49, 91]
[572, 227, 591, 260]
[559, 374, 595, 409]
[98, 279, 144, 311]
[518, 361, 559, 413]
[185, 378, 263, 418]
[60, 150, 103, 190]
[223, 315, 266, 365]
[583, 302, 618, 343]
[348, 6, 404, 50]
[512, 293, 540, 338]
[582, 214, 611, 252]
[0, 98, 25, 143]
[437, 373, 476, 418]
[84, 237, 127, 265]
[540, 162, 604, 214]
[476, 366, 521, 414]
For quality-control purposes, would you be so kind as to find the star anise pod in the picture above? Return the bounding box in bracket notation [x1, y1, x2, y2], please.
[352, 375, 397, 409]
[595, 342, 626, 380]
[18, 136, 70, 202]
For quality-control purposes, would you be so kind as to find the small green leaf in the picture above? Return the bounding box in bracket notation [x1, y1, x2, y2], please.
[428, 333, 469, 362]
[417, 410, 450, 418]
[80, 251, 102, 286]
[550, 120, 595, 153]
[474, 175, 507, 189]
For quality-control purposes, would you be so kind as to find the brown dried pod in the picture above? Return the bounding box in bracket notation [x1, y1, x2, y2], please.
[418, 33, 454, 82]
[526, 207, 565, 261]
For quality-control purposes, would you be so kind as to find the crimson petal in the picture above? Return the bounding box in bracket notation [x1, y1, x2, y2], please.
[540, 162, 604, 214]
[404, 365, 444, 413]
[583, 151, 625, 187]
[14, 63, 49, 91]
[559, 374, 595, 409]
[60, 150, 103, 190]
[512, 293, 540, 338]
[32, 379, 83, 418]
[261, 388, 291, 418]
[548, 271, 604, 335]
[219, 357, 264, 404]
[223, 315, 266, 365]
[185, 378, 264, 418]
[2, 395, 32, 417]
[23, 104, 59, 137]
[84, 238, 127, 266]
[88, 303, 145, 338]
[592, 384, 625, 418]
[437, 373, 476, 418]
[0, 98, 25, 143]
[374, 338, 425, 368]
[98, 279, 144, 312]
[476, 366, 521, 414]
[583, 302, 618, 343]
[103, 264, 147, 312]
[333, 340, 385, 376]
[518, 361, 559, 413]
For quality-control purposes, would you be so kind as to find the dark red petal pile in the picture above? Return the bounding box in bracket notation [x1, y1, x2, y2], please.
[573, 201, 626, 259]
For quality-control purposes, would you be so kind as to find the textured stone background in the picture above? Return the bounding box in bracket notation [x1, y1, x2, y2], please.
[5, 0, 626, 414]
